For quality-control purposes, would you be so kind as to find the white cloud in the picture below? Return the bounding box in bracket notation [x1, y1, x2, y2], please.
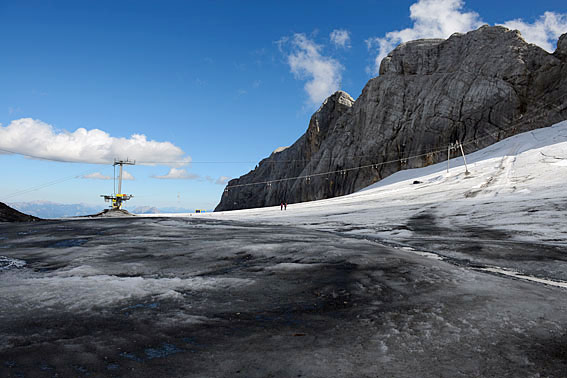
[330, 29, 351, 49]
[153, 168, 199, 180]
[500, 12, 567, 52]
[211, 176, 230, 185]
[282, 33, 343, 105]
[215, 176, 231, 185]
[82, 172, 111, 180]
[0, 118, 191, 166]
[366, 0, 483, 75]
[204, 175, 231, 185]
[82, 170, 133, 180]
[122, 171, 135, 180]
[366, 0, 567, 75]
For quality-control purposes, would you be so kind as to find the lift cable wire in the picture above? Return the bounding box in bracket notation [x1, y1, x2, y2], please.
[1, 92, 566, 199]
[134, 91, 567, 166]
[1, 92, 565, 167]
[223, 94, 567, 190]
[0, 146, 91, 163]
[139, 91, 567, 166]
[1, 168, 104, 201]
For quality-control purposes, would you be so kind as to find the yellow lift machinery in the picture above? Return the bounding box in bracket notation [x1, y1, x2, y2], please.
[101, 159, 135, 210]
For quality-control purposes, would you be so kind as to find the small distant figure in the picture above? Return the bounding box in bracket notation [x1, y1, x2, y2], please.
[284, 202, 287, 210]
[281, 202, 284, 211]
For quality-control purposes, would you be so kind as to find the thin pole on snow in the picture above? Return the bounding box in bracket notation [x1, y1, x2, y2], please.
[458, 141, 470, 175]
[447, 144, 451, 173]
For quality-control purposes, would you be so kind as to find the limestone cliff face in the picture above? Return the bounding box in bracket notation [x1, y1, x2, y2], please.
[216, 26, 567, 211]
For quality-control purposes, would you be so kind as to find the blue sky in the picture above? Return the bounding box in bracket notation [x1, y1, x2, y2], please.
[1, 0, 566, 211]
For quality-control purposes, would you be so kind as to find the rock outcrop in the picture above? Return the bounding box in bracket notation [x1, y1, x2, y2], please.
[0, 202, 40, 222]
[216, 26, 567, 211]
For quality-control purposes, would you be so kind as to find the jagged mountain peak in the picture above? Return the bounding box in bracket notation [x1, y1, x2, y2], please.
[321, 90, 355, 106]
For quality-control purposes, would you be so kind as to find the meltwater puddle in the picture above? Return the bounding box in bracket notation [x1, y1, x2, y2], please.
[0, 256, 26, 271]
[398, 246, 567, 289]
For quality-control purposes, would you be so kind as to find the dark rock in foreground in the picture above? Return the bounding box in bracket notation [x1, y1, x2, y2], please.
[0, 202, 40, 222]
[216, 26, 567, 211]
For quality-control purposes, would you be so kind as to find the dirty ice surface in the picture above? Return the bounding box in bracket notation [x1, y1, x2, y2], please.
[184, 121, 567, 283]
[1, 122, 567, 377]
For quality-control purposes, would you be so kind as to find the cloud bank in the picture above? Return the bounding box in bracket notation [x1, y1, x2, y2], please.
[366, 0, 567, 75]
[0, 118, 191, 166]
[281, 34, 343, 105]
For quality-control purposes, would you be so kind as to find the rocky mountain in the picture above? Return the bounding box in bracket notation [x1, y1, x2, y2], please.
[0, 202, 40, 222]
[216, 26, 567, 211]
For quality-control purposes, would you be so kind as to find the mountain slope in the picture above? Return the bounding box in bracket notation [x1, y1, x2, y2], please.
[216, 26, 567, 211]
[0, 202, 40, 222]
[9, 201, 102, 219]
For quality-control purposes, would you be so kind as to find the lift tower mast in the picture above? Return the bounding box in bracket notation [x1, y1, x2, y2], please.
[101, 159, 135, 209]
